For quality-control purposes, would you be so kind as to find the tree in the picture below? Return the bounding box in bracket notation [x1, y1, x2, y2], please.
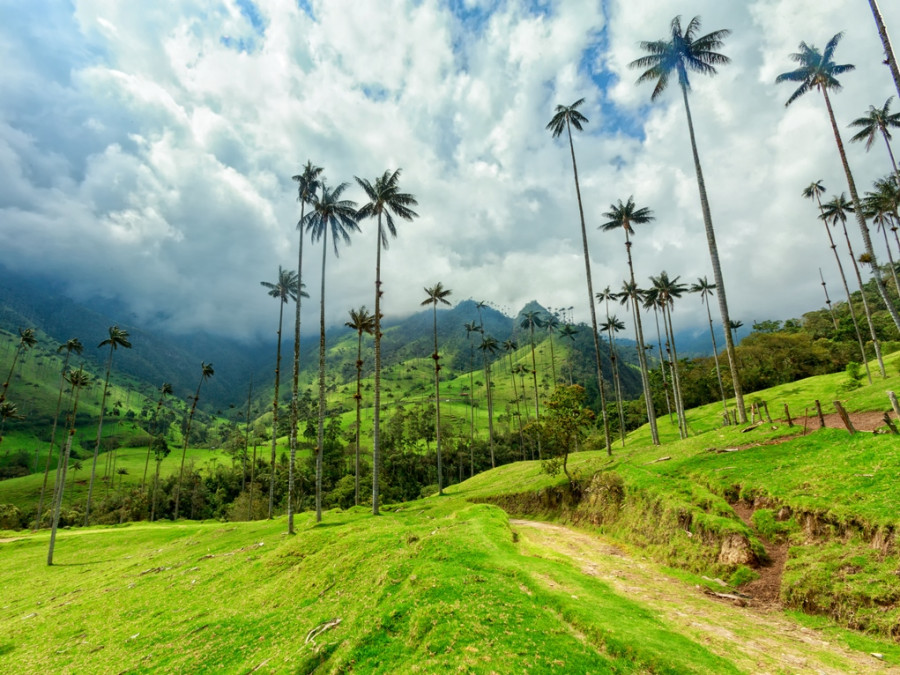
[288, 160, 323, 532]
[849, 97, 900, 188]
[526, 385, 594, 488]
[345, 306, 375, 506]
[631, 15, 746, 423]
[864, 186, 900, 297]
[421, 283, 452, 494]
[546, 99, 612, 452]
[478, 334, 500, 467]
[867, 0, 900, 99]
[544, 313, 560, 387]
[141, 382, 172, 494]
[596, 287, 627, 445]
[802, 181, 872, 383]
[355, 169, 418, 515]
[502, 338, 526, 458]
[35, 337, 83, 530]
[173, 361, 214, 519]
[304, 181, 359, 523]
[48, 367, 89, 565]
[600, 197, 660, 444]
[149, 435, 170, 522]
[85, 326, 131, 525]
[648, 272, 689, 438]
[463, 320, 480, 473]
[777, 32, 900, 336]
[1, 327, 37, 404]
[821, 193, 886, 377]
[261, 266, 302, 522]
[0, 401, 24, 446]
[558, 324, 578, 386]
[689, 277, 729, 413]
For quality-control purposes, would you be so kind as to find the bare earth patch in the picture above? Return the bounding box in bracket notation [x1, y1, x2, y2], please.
[511, 518, 898, 674]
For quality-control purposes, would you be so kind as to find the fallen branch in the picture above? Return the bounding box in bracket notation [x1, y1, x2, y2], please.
[647, 456, 671, 464]
[305, 617, 341, 645]
[740, 422, 762, 433]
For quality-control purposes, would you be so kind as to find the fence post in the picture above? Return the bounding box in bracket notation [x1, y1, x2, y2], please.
[832, 401, 856, 434]
[814, 400, 826, 429]
[783, 403, 794, 427]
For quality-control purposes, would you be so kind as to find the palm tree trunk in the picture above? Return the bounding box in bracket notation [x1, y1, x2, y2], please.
[431, 306, 444, 494]
[34, 354, 72, 530]
[879, 223, 900, 298]
[150, 460, 161, 522]
[48, 388, 82, 565]
[565, 118, 613, 454]
[507, 353, 526, 459]
[484, 357, 495, 466]
[868, 0, 900, 99]
[315, 230, 328, 523]
[679, 83, 746, 422]
[703, 298, 729, 416]
[528, 328, 540, 423]
[547, 332, 557, 387]
[840, 219, 886, 377]
[288, 203, 307, 535]
[651, 306, 674, 423]
[85, 345, 114, 525]
[354, 331, 363, 506]
[269, 300, 285, 519]
[664, 303, 688, 438]
[372, 216, 384, 516]
[822, 87, 900, 339]
[605, 326, 626, 446]
[819, 268, 840, 331]
[468, 345, 474, 476]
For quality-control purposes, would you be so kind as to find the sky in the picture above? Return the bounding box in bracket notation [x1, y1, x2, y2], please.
[1, 0, 899, 343]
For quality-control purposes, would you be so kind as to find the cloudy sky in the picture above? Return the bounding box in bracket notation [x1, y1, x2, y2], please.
[1, 0, 899, 342]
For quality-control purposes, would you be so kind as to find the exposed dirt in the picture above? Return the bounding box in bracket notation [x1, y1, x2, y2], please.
[730, 502, 787, 608]
[511, 518, 898, 674]
[791, 410, 894, 433]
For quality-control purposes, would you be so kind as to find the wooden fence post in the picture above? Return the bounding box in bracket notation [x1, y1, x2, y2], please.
[761, 401, 773, 423]
[832, 401, 856, 434]
[814, 400, 826, 429]
[783, 403, 794, 427]
[882, 413, 898, 435]
[888, 391, 900, 421]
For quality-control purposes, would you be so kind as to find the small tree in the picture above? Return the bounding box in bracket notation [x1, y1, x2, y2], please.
[525, 385, 594, 488]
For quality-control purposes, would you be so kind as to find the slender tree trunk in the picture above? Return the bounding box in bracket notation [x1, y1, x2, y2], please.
[840, 219, 886, 377]
[48, 388, 82, 565]
[150, 459, 161, 522]
[565, 119, 612, 454]
[822, 87, 900, 337]
[85, 346, 114, 525]
[868, 0, 900, 99]
[819, 268, 840, 330]
[431, 305, 444, 494]
[248, 442, 257, 520]
[242, 377, 252, 495]
[605, 326, 626, 446]
[34, 353, 72, 530]
[507, 352, 526, 459]
[269, 300, 285, 520]
[528, 328, 540, 423]
[879, 222, 900, 298]
[372, 216, 383, 516]
[679, 83, 746, 422]
[174, 377, 204, 520]
[316, 231, 328, 523]
[354, 330, 363, 507]
[468, 343, 474, 476]
[664, 302, 688, 438]
[484, 355, 495, 466]
[547, 331, 557, 387]
[651, 306, 674, 423]
[288, 203, 307, 535]
[703, 297, 730, 415]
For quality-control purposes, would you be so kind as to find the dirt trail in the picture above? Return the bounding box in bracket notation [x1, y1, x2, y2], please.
[511, 519, 897, 674]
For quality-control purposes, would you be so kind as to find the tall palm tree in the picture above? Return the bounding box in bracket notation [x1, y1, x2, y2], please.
[421, 283, 452, 495]
[289, 160, 323, 529]
[689, 277, 730, 414]
[173, 361, 214, 520]
[260, 266, 302, 523]
[599, 315, 627, 446]
[478, 334, 500, 467]
[47, 366, 89, 565]
[777, 32, 900, 335]
[85, 326, 131, 525]
[558, 324, 578, 385]
[649, 272, 689, 438]
[544, 313, 560, 387]
[345, 306, 375, 506]
[818, 267, 841, 331]
[463, 320, 480, 474]
[355, 169, 418, 516]
[600, 197, 660, 445]
[872, 175, 900, 257]
[546, 99, 612, 452]
[864, 187, 900, 297]
[519, 311, 544, 424]
[630, 15, 746, 423]
[502, 338, 526, 459]
[0, 401, 24, 448]
[35, 337, 83, 529]
[867, 0, 900, 99]
[1, 327, 37, 404]
[141, 382, 172, 494]
[802, 181, 872, 382]
[849, 98, 900, 188]
[821, 193, 886, 377]
[304, 181, 360, 523]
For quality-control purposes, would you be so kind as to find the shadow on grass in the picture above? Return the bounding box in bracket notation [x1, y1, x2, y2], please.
[52, 559, 114, 567]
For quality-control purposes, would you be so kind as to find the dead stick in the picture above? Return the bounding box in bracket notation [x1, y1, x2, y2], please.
[783, 403, 793, 427]
[888, 391, 900, 421]
[803, 407, 808, 435]
[883, 412, 898, 435]
[832, 401, 856, 435]
[814, 400, 825, 429]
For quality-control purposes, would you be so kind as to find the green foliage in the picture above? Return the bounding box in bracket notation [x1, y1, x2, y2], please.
[727, 565, 759, 587]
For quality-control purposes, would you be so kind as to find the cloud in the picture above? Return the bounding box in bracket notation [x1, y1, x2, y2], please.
[0, 0, 898, 342]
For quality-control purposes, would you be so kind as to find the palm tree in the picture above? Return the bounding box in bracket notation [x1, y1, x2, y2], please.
[849, 98, 900, 188]
[872, 175, 900, 257]
[35, 337, 83, 529]
[558, 324, 578, 385]
[502, 338, 526, 459]
[600, 197, 660, 445]
[1, 327, 37, 404]
[599, 315, 627, 446]
[630, 15, 746, 423]
[355, 169, 418, 516]
[149, 435, 170, 522]
[803, 181, 872, 382]
[864, 187, 900, 297]
[85, 326, 131, 525]
[345, 307, 374, 506]
[289, 161, 323, 529]
[304, 181, 360, 523]
[544, 313, 560, 387]
[421, 283, 452, 495]
[519, 311, 544, 422]
[777, 32, 900, 336]
[818, 267, 841, 331]
[0, 401, 24, 448]
[463, 320, 480, 474]
[689, 277, 730, 414]
[821, 193, 886, 377]
[478, 334, 500, 467]
[48, 367, 89, 565]
[867, 0, 900, 99]
[546, 99, 612, 453]
[141, 382, 172, 493]
[649, 272, 689, 438]
[261, 266, 302, 523]
[173, 361, 214, 520]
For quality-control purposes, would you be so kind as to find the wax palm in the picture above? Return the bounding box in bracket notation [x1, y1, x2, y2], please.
[649, 272, 689, 438]
[631, 15, 745, 423]
[345, 306, 375, 506]
[478, 334, 500, 467]
[34, 337, 83, 529]
[1, 327, 37, 404]
[519, 311, 544, 425]
[872, 176, 900, 257]
[421, 283, 452, 494]
[303, 181, 360, 522]
[502, 338, 526, 459]
[84, 326, 131, 525]
[288, 160, 323, 532]
[0, 400, 24, 444]
[355, 169, 418, 515]
[866, 0, 900, 99]
[600, 197, 660, 444]
[849, 98, 900, 184]
[864, 187, 900, 298]
[821, 193, 886, 377]
[802, 181, 872, 382]
[599, 314, 627, 446]
[777, 32, 900, 337]
[689, 277, 730, 412]
[173, 361, 214, 520]
[141, 382, 172, 495]
[260, 266, 302, 521]
[558, 324, 578, 386]
[47, 367, 89, 565]
[546, 99, 612, 453]
[463, 320, 481, 474]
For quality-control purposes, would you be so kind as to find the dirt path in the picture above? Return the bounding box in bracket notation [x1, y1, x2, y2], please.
[511, 519, 897, 674]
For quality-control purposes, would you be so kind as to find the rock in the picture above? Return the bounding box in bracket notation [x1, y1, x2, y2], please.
[718, 534, 756, 565]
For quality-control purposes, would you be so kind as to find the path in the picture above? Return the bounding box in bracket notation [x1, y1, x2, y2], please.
[511, 519, 896, 674]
